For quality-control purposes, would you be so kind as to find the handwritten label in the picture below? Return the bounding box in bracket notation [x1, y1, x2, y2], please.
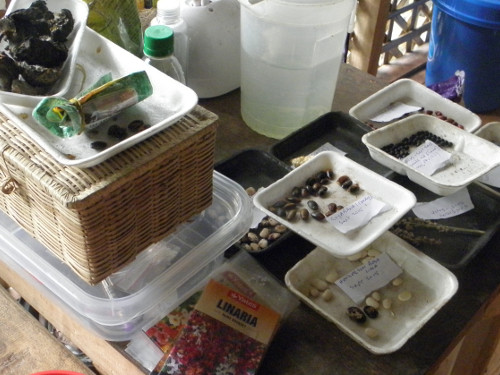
[412, 188, 474, 219]
[403, 140, 452, 176]
[370, 102, 422, 123]
[326, 195, 390, 233]
[478, 166, 500, 188]
[335, 253, 403, 304]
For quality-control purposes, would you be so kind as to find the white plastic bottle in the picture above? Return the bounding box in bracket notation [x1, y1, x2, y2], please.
[150, 0, 189, 79]
[143, 25, 186, 84]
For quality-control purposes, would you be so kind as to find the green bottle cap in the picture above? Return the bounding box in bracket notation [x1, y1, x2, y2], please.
[143, 25, 174, 58]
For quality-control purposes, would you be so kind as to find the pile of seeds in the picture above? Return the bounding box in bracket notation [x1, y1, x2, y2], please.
[90, 119, 150, 151]
[237, 215, 288, 253]
[381, 130, 454, 159]
[268, 169, 362, 223]
[421, 108, 464, 129]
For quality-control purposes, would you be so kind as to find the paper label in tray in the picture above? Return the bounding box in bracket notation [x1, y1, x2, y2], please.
[403, 140, 452, 176]
[326, 195, 390, 234]
[412, 188, 474, 219]
[335, 253, 403, 304]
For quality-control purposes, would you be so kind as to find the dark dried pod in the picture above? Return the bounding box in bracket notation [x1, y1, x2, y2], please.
[306, 177, 318, 186]
[320, 178, 331, 185]
[307, 200, 319, 211]
[347, 306, 366, 323]
[315, 171, 327, 180]
[306, 184, 317, 195]
[311, 212, 325, 221]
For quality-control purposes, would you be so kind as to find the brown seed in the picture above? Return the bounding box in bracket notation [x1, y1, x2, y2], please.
[299, 208, 309, 220]
[337, 175, 350, 185]
[311, 212, 325, 221]
[341, 179, 353, 190]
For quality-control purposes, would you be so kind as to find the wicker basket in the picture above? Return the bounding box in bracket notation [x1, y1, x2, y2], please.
[0, 105, 218, 284]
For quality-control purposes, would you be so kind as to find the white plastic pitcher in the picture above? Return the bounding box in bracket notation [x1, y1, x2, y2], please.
[240, 0, 355, 139]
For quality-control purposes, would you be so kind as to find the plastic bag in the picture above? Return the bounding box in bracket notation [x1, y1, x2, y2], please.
[83, 0, 143, 57]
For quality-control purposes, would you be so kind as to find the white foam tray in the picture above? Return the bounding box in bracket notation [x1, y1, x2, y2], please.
[1, 0, 88, 100]
[362, 114, 500, 196]
[253, 151, 416, 258]
[0, 27, 198, 167]
[285, 231, 458, 354]
[349, 79, 481, 133]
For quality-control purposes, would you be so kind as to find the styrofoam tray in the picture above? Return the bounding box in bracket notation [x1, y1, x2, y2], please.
[284, 231, 458, 354]
[252, 151, 416, 258]
[0, 171, 252, 341]
[349, 79, 481, 133]
[474, 121, 500, 193]
[0, 0, 88, 100]
[0, 27, 198, 167]
[362, 114, 500, 196]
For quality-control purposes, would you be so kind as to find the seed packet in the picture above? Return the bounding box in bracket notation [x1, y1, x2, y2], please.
[151, 251, 298, 375]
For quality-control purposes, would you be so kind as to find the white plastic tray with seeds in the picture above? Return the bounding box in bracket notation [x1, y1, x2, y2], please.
[253, 151, 416, 258]
[285, 231, 458, 354]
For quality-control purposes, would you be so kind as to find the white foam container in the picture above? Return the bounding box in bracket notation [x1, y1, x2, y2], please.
[253, 151, 416, 258]
[1, 0, 88, 100]
[285, 231, 459, 354]
[474, 121, 500, 193]
[0, 172, 252, 341]
[349, 78, 481, 133]
[362, 114, 500, 196]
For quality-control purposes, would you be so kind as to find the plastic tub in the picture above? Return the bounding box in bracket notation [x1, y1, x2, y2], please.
[425, 0, 500, 113]
[0, 172, 252, 341]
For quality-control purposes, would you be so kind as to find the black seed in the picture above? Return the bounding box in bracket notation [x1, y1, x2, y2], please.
[363, 305, 379, 319]
[347, 306, 366, 323]
[91, 141, 107, 150]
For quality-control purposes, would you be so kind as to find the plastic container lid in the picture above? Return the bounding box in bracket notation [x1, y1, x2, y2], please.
[143, 25, 175, 57]
[433, 0, 500, 29]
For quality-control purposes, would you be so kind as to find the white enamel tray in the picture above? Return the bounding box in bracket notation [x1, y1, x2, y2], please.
[1, 0, 89, 100]
[0, 27, 198, 167]
[285, 231, 458, 354]
[362, 114, 500, 196]
[349, 78, 481, 133]
[253, 151, 416, 258]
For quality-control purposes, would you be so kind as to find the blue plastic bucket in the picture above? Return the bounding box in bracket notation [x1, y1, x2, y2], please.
[426, 0, 500, 113]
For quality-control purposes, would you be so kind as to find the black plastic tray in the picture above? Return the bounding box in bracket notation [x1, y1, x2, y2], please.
[215, 149, 303, 256]
[270, 111, 391, 175]
[269, 111, 500, 269]
[386, 173, 500, 268]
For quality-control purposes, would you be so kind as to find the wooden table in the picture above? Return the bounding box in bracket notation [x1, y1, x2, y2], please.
[0, 64, 499, 375]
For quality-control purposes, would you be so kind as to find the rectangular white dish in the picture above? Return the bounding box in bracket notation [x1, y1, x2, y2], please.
[362, 114, 500, 196]
[252, 151, 416, 258]
[1, 0, 89, 99]
[284, 231, 459, 354]
[0, 172, 253, 341]
[0, 27, 198, 167]
[349, 78, 481, 133]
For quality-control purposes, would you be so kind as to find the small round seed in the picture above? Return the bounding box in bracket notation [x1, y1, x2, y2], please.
[382, 298, 393, 310]
[321, 289, 334, 302]
[365, 327, 379, 338]
[398, 291, 412, 302]
[337, 175, 350, 185]
[307, 200, 319, 211]
[249, 243, 260, 252]
[245, 187, 257, 196]
[275, 224, 288, 233]
[392, 277, 404, 287]
[371, 291, 381, 301]
[247, 232, 259, 243]
[325, 269, 338, 283]
[259, 228, 271, 239]
[365, 297, 380, 309]
[311, 278, 328, 291]
[347, 306, 366, 323]
[268, 232, 281, 241]
[363, 305, 379, 319]
[258, 238, 268, 249]
[309, 287, 320, 298]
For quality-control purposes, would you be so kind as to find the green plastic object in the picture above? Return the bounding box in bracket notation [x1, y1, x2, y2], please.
[143, 25, 175, 58]
[33, 71, 153, 138]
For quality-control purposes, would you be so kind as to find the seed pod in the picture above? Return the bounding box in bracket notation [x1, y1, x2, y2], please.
[347, 306, 366, 323]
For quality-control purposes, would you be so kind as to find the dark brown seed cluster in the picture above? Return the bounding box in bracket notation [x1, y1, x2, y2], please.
[381, 130, 454, 159]
[268, 169, 361, 222]
[347, 305, 378, 323]
[90, 119, 150, 151]
[421, 108, 464, 129]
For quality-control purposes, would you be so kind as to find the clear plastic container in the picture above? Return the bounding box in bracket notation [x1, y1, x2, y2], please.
[239, 0, 355, 139]
[143, 25, 186, 84]
[0, 172, 252, 341]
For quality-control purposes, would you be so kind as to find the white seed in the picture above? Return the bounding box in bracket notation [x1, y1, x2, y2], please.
[361, 256, 375, 264]
[367, 248, 382, 257]
[258, 238, 268, 249]
[311, 278, 328, 291]
[247, 232, 259, 243]
[321, 289, 334, 302]
[325, 269, 339, 283]
[347, 250, 367, 261]
[382, 298, 393, 310]
[392, 277, 404, 287]
[259, 227, 271, 239]
[365, 297, 380, 309]
[245, 187, 256, 196]
[371, 291, 381, 301]
[250, 242, 260, 252]
[398, 291, 412, 302]
[365, 327, 379, 338]
[309, 287, 320, 298]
